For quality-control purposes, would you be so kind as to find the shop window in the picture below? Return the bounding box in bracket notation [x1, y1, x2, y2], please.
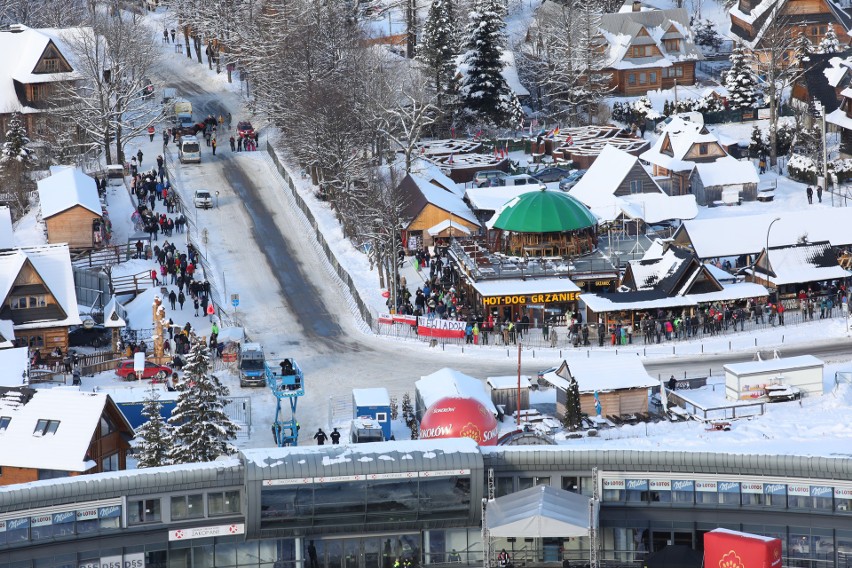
[5, 518, 29, 543]
[561, 476, 580, 493]
[671, 481, 694, 504]
[208, 490, 241, 515]
[836, 488, 852, 512]
[649, 480, 671, 503]
[171, 494, 205, 520]
[741, 483, 764, 505]
[128, 498, 161, 524]
[625, 480, 649, 502]
[603, 480, 625, 502]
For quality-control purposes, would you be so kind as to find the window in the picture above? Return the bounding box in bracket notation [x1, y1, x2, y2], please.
[33, 419, 60, 436]
[37, 469, 69, 480]
[101, 452, 119, 472]
[171, 494, 205, 520]
[375, 412, 387, 422]
[208, 490, 241, 516]
[663, 66, 684, 78]
[99, 416, 115, 437]
[29, 84, 47, 102]
[128, 498, 161, 524]
[628, 73, 636, 86]
[639, 73, 647, 85]
[10, 295, 46, 309]
[496, 476, 514, 497]
[42, 58, 59, 72]
[630, 179, 642, 194]
[665, 38, 680, 51]
[649, 72, 657, 84]
[562, 476, 580, 493]
[0, 416, 10, 431]
[699, 143, 709, 155]
[24, 334, 44, 348]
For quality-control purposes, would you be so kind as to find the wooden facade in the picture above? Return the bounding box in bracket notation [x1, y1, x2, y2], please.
[731, 0, 852, 55]
[44, 205, 102, 250]
[556, 384, 649, 417]
[406, 203, 479, 247]
[610, 62, 697, 96]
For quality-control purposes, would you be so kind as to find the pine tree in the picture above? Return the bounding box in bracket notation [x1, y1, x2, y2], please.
[0, 112, 36, 220]
[135, 389, 173, 468]
[418, 0, 459, 110]
[793, 31, 813, 65]
[169, 335, 238, 464]
[749, 125, 768, 158]
[818, 27, 841, 54]
[401, 393, 414, 426]
[725, 48, 759, 110]
[459, 0, 514, 126]
[694, 19, 722, 50]
[561, 378, 582, 432]
[389, 395, 399, 421]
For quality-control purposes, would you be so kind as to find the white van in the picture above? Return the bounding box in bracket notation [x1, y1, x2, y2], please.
[501, 174, 546, 190]
[105, 164, 125, 187]
[179, 135, 201, 164]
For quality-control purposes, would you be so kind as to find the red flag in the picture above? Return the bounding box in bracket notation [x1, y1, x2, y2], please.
[451, 127, 455, 139]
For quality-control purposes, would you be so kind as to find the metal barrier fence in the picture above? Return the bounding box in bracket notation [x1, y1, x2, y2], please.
[265, 142, 375, 330]
[223, 396, 252, 439]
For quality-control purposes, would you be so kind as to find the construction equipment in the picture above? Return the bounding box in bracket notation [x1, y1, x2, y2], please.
[267, 358, 304, 446]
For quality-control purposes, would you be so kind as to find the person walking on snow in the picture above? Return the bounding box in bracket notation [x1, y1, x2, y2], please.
[211, 137, 217, 155]
[229, 136, 235, 151]
[314, 428, 328, 445]
[330, 428, 341, 444]
[178, 291, 186, 309]
[151, 269, 159, 286]
[137, 149, 143, 166]
[807, 186, 813, 204]
[147, 125, 155, 142]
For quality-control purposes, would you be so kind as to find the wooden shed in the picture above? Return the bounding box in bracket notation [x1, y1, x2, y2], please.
[398, 173, 480, 248]
[723, 355, 825, 401]
[544, 357, 658, 418]
[486, 375, 531, 416]
[37, 166, 103, 251]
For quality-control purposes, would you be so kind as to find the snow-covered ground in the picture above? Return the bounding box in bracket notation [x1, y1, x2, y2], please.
[11, 3, 852, 460]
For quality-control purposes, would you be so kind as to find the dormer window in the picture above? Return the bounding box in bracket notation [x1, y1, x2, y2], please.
[699, 143, 709, 155]
[631, 45, 653, 57]
[10, 295, 46, 309]
[42, 58, 59, 72]
[664, 38, 680, 52]
[0, 416, 10, 431]
[34, 419, 60, 436]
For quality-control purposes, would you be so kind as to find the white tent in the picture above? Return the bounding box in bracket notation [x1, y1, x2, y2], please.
[486, 485, 597, 538]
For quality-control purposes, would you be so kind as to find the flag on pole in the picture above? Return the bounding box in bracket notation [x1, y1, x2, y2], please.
[553, 126, 560, 137]
[451, 127, 455, 139]
[448, 153, 454, 164]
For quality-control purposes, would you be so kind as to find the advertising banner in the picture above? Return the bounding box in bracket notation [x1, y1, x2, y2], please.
[377, 313, 418, 325]
[417, 318, 466, 339]
[705, 529, 782, 568]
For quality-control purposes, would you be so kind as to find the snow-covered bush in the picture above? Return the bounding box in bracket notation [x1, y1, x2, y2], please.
[787, 153, 818, 183]
[818, 27, 841, 54]
[631, 96, 661, 121]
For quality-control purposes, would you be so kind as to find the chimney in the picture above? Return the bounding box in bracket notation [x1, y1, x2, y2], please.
[632, 1, 642, 11]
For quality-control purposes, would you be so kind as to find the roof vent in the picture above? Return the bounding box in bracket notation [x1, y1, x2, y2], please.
[632, 1, 642, 11]
[8, 24, 26, 33]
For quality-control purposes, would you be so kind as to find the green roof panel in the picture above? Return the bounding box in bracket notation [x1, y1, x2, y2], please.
[493, 189, 597, 233]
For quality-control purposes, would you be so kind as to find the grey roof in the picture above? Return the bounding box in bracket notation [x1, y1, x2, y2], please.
[242, 439, 484, 482]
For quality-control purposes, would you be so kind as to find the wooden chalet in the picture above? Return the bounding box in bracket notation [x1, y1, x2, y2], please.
[743, 240, 851, 301]
[398, 173, 481, 249]
[730, 0, 852, 53]
[0, 387, 134, 486]
[37, 166, 105, 251]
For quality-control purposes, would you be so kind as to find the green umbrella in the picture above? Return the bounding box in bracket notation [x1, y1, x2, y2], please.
[493, 189, 597, 233]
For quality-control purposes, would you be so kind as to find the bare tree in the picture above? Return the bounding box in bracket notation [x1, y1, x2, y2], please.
[0, 0, 89, 28]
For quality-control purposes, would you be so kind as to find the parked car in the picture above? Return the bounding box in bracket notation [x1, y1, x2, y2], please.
[193, 189, 213, 209]
[237, 121, 254, 138]
[115, 360, 172, 381]
[531, 166, 573, 183]
[68, 324, 110, 348]
[558, 169, 587, 191]
[500, 174, 546, 189]
[472, 170, 508, 187]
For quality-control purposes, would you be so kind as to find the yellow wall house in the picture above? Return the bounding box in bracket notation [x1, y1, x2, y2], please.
[37, 166, 103, 251]
[398, 173, 481, 249]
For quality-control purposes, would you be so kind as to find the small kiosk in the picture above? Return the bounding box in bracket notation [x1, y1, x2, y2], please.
[723, 355, 824, 401]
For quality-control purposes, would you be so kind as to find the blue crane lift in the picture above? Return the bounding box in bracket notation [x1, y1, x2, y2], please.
[266, 358, 304, 446]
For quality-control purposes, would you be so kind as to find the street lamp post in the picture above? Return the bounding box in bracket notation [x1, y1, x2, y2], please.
[216, 191, 220, 208]
[766, 217, 781, 261]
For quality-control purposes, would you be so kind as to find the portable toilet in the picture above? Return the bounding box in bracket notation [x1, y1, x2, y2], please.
[352, 388, 391, 441]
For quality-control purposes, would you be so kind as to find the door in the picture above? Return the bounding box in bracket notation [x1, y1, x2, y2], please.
[364, 538, 383, 568]
[344, 540, 359, 568]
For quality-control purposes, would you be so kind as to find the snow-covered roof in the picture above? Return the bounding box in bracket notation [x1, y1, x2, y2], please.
[0, 244, 82, 329]
[0, 347, 28, 387]
[749, 241, 851, 285]
[410, 159, 465, 197]
[465, 185, 540, 215]
[487, 375, 532, 390]
[545, 357, 658, 393]
[455, 49, 530, 98]
[102, 296, 127, 329]
[677, 210, 852, 258]
[620, 193, 697, 223]
[0, 25, 86, 115]
[823, 56, 852, 88]
[723, 355, 824, 376]
[693, 156, 759, 188]
[428, 219, 471, 236]
[628, 246, 689, 291]
[37, 166, 102, 219]
[640, 117, 722, 171]
[472, 278, 580, 297]
[597, 6, 703, 70]
[94, 384, 179, 404]
[416, 368, 497, 415]
[581, 281, 769, 312]
[0, 388, 122, 471]
[353, 387, 390, 407]
[570, 145, 643, 201]
[407, 174, 480, 226]
[0, 206, 12, 250]
[827, 107, 852, 130]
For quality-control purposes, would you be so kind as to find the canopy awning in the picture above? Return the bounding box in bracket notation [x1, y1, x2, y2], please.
[486, 484, 597, 538]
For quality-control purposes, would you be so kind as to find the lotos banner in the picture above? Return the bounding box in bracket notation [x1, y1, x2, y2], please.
[418, 318, 466, 339]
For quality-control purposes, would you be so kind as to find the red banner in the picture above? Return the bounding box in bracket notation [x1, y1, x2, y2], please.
[417, 318, 466, 339]
[705, 529, 782, 568]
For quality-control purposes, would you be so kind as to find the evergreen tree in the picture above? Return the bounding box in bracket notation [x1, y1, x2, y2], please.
[693, 19, 723, 50]
[793, 31, 813, 65]
[169, 336, 238, 464]
[0, 112, 36, 220]
[418, 0, 459, 109]
[818, 27, 841, 54]
[135, 389, 173, 468]
[401, 392, 414, 426]
[459, 0, 514, 126]
[561, 378, 583, 432]
[749, 125, 768, 158]
[725, 48, 759, 110]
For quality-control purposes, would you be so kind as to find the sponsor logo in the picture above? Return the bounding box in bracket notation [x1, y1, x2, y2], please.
[811, 486, 832, 497]
[482, 428, 498, 442]
[458, 422, 483, 442]
[764, 483, 786, 494]
[7, 518, 28, 530]
[420, 425, 453, 438]
[672, 480, 693, 491]
[76, 508, 99, 521]
[719, 550, 744, 568]
[431, 407, 456, 413]
[99, 506, 121, 518]
[719, 482, 740, 492]
[53, 511, 75, 524]
[626, 480, 648, 490]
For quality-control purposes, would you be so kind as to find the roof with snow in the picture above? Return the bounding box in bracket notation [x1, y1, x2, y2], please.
[824, 55, 852, 88]
[465, 185, 541, 217]
[746, 240, 851, 285]
[410, 158, 465, 197]
[545, 357, 658, 393]
[640, 117, 723, 171]
[674, 209, 852, 258]
[580, 281, 769, 312]
[569, 145, 697, 223]
[0, 25, 86, 115]
[596, 5, 703, 70]
[416, 368, 497, 415]
[0, 244, 82, 330]
[723, 355, 824, 376]
[472, 278, 580, 298]
[102, 296, 127, 328]
[0, 346, 27, 387]
[37, 166, 102, 219]
[730, 0, 852, 49]
[0, 206, 12, 250]
[399, 173, 480, 227]
[796, 51, 852, 113]
[427, 219, 472, 236]
[353, 387, 390, 407]
[487, 375, 532, 390]
[693, 156, 759, 187]
[0, 388, 131, 472]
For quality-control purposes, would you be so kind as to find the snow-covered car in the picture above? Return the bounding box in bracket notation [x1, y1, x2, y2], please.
[473, 170, 508, 187]
[531, 166, 573, 183]
[193, 189, 213, 209]
[558, 170, 587, 191]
